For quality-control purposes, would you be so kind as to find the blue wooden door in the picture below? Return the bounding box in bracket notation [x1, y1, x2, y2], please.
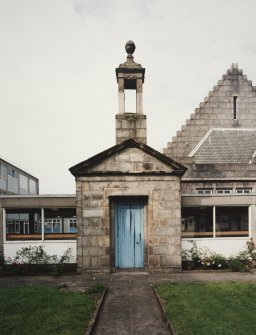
[115, 203, 144, 268]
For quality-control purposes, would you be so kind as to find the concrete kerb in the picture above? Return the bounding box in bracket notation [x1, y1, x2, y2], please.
[153, 286, 176, 335]
[85, 287, 108, 335]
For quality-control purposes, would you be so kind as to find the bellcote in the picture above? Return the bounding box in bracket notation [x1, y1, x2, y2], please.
[115, 41, 147, 144]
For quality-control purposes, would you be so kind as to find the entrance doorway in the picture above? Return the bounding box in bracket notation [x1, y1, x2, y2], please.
[115, 202, 144, 268]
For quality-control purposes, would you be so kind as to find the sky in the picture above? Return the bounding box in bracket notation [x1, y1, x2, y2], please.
[1, 0, 256, 194]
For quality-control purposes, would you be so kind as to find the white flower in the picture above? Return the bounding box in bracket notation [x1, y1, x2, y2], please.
[207, 262, 211, 266]
[218, 264, 222, 267]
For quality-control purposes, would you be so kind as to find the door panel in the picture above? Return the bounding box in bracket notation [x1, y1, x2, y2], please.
[115, 203, 144, 268]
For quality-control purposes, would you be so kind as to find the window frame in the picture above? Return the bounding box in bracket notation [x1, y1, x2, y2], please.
[182, 205, 249, 239]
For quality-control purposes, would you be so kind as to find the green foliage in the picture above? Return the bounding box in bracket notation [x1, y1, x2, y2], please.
[86, 281, 105, 295]
[0, 286, 96, 335]
[59, 247, 73, 264]
[14, 245, 57, 264]
[228, 256, 248, 272]
[0, 248, 4, 267]
[1, 246, 76, 275]
[156, 282, 256, 335]
[182, 239, 256, 272]
[8, 245, 73, 265]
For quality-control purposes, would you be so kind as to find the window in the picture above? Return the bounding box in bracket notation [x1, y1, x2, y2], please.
[44, 218, 62, 233]
[5, 207, 76, 240]
[216, 189, 232, 194]
[196, 189, 213, 194]
[6, 209, 41, 239]
[236, 188, 252, 194]
[216, 207, 248, 237]
[182, 206, 249, 239]
[6, 220, 21, 233]
[233, 96, 238, 120]
[29, 179, 37, 195]
[44, 208, 76, 238]
[19, 174, 29, 194]
[7, 167, 16, 178]
[6, 213, 29, 234]
[181, 207, 213, 238]
[68, 218, 77, 233]
[0, 164, 7, 180]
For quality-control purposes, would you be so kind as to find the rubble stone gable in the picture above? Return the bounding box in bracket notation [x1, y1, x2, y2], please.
[163, 64, 256, 163]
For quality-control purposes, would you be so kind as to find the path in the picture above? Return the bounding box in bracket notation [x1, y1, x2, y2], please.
[92, 272, 171, 335]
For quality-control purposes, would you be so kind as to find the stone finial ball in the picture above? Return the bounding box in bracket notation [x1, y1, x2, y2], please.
[125, 40, 136, 55]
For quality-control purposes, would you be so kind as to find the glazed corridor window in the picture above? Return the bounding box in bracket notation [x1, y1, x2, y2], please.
[181, 207, 213, 238]
[44, 208, 77, 239]
[5, 208, 76, 241]
[215, 207, 248, 237]
[182, 206, 249, 238]
[6, 209, 41, 240]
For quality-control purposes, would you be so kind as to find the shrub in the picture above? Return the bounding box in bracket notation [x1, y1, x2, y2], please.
[1, 246, 76, 276]
[10, 245, 74, 265]
[86, 282, 105, 295]
[182, 242, 202, 270]
[182, 240, 256, 272]
[228, 256, 248, 272]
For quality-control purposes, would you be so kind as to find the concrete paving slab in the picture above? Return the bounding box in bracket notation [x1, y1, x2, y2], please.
[92, 274, 171, 335]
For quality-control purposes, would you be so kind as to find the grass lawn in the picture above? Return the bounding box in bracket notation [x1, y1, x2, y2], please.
[0, 285, 101, 335]
[156, 282, 256, 335]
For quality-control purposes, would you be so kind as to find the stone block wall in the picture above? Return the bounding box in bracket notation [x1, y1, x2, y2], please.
[116, 113, 147, 144]
[76, 175, 182, 273]
[163, 64, 256, 162]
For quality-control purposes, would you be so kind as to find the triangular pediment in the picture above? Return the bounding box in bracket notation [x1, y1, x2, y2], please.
[70, 139, 186, 176]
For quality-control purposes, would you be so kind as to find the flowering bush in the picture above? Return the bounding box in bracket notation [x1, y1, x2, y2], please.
[5, 246, 74, 265]
[182, 239, 256, 272]
[1, 246, 76, 276]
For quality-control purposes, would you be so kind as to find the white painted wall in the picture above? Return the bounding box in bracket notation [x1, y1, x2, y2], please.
[4, 241, 77, 262]
[182, 238, 248, 257]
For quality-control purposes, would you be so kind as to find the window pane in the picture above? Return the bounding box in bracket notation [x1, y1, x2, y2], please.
[29, 179, 36, 195]
[181, 207, 213, 238]
[216, 189, 232, 194]
[44, 208, 76, 238]
[6, 209, 41, 240]
[215, 207, 248, 237]
[19, 174, 29, 194]
[196, 189, 213, 194]
[236, 188, 252, 194]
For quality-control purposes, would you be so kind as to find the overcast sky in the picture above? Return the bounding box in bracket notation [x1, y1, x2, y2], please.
[1, 0, 256, 194]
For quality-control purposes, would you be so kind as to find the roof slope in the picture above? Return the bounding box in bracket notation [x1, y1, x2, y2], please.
[70, 138, 187, 177]
[163, 64, 256, 163]
[190, 129, 256, 164]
